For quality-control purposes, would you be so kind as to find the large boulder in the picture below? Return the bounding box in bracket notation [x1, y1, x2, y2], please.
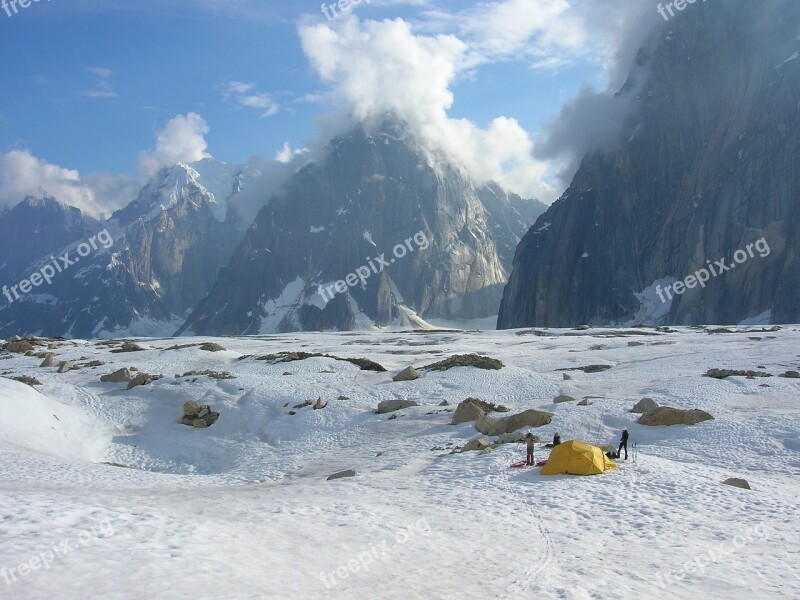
[180, 400, 220, 428]
[451, 399, 486, 425]
[100, 368, 132, 383]
[314, 397, 328, 410]
[7, 340, 34, 353]
[631, 397, 659, 414]
[127, 372, 152, 390]
[376, 399, 418, 414]
[393, 366, 420, 382]
[461, 436, 492, 452]
[39, 353, 55, 368]
[638, 407, 714, 426]
[476, 409, 553, 436]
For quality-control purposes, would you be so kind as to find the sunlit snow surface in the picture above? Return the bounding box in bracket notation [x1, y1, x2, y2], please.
[0, 327, 798, 599]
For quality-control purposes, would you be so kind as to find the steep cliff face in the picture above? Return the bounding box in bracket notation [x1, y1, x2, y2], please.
[180, 118, 532, 335]
[499, 0, 800, 328]
[0, 193, 99, 284]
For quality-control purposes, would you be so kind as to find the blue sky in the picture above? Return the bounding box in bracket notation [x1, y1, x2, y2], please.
[0, 0, 658, 215]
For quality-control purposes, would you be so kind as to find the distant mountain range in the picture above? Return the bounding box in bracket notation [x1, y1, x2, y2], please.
[499, 0, 800, 328]
[0, 120, 545, 338]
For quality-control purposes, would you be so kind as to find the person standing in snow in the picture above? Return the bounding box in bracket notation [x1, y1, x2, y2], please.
[618, 428, 629, 460]
[526, 433, 535, 466]
[552, 432, 562, 446]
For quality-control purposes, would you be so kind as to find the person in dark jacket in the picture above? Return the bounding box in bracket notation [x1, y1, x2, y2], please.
[526, 433, 535, 466]
[618, 429, 629, 460]
[553, 432, 562, 446]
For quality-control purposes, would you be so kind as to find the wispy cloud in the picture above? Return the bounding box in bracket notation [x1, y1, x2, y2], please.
[219, 79, 279, 118]
[79, 67, 118, 99]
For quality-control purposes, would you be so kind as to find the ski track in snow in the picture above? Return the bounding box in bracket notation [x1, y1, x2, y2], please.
[0, 327, 799, 599]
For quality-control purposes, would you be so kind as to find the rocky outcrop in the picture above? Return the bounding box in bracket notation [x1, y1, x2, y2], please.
[706, 368, 771, 379]
[7, 340, 33, 354]
[423, 354, 503, 372]
[498, 2, 800, 328]
[638, 407, 714, 426]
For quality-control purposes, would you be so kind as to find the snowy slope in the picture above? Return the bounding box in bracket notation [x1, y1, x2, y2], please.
[0, 327, 798, 599]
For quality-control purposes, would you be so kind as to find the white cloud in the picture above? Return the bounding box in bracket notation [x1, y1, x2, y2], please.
[275, 142, 308, 164]
[299, 16, 557, 200]
[220, 79, 279, 118]
[79, 66, 118, 99]
[138, 113, 212, 178]
[0, 150, 136, 218]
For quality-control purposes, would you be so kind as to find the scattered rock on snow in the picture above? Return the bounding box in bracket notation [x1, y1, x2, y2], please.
[577, 398, 592, 406]
[39, 353, 55, 368]
[376, 399, 419, 414]
[638, 407, 714, 426]
[723, 478, 751, 490]
[553, 395, 576, 404]
[563, 373, 572, 380]
[199, 342, 226, 352]
[706, 368, 771, 379]
[393, 366, 420, 382]
[422, 354, 503, 372]
[110, 341, 145, 354]
[101, 368, 132, 383]
[127, 372, 152, 390]
[631, 397, 659, 414]
[779, 371, 800, 379]
[181, 401, 220, 428]
[7, 340, 34, 353]
[461, 436, 492, 452]
[327, 470, 356, 481]
[57, 361, 75, 374]
[5, 375, 41, 387]
[439, 400, 450, 406]
[314, 397, 328, 410]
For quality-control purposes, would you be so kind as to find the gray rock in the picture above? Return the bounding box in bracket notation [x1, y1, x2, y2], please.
[476, 409, 553, 436]
[553, 394, 576, 404]
[631, 397, 659, 414]
[638, 407, 714, 426]
[192, 419, 209, 429]
[439, 400, 450, 406]
[461, 436, 492, 452]
[723, 478, 751, 490]
[577, 324, 591, 331]
[497, 431, 529, 444]
[7, 340, 34, 353]
[327, 469, 356, 481]
[127, 373, 152, 390]
[780, 371, 800, 379]
[577, 398, 592, 406]
[376, 399, 419, 414]
[200, 342, 226, 352]
[183, 401, 201, 417]
[393, 366, 420, 382]
[563, 373, 572, 380]
[423, 354, 504, 371]
[39, 353, 55, 368]
[57, 361, 75, 374]
[451, 399, 486, 425]
[100, 368, 132, 383]
[314, 397, 328, 410]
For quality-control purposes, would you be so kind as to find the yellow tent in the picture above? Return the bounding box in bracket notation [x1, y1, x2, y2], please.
[540, 440, 617, 476]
